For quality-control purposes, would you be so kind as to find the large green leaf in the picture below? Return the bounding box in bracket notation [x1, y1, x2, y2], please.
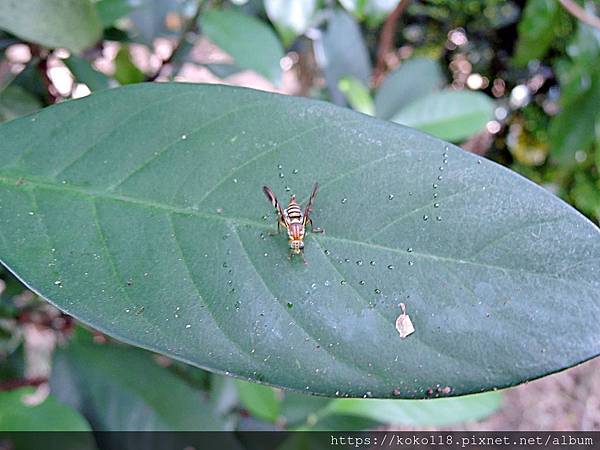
[0, 83, 599, 399]
[201, 9, 284, 84]
[0, 0, 102, 53]
[375, 58, 444, 120]
[50, 332, 228, 430]
[0, 387, 91, 431]
[391, 89, 495, 142]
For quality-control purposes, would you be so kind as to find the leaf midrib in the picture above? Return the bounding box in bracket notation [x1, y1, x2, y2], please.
[0, 174, 584, 285]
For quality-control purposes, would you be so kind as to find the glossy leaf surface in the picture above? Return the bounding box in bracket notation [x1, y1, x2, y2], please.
[0, 83, 598, 398]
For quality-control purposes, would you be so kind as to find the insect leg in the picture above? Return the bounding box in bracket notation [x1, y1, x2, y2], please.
[268, 220, 281, 236]
[308, 218, 324, 233]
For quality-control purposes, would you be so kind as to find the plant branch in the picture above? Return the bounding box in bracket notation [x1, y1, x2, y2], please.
[558, 0, 600, 31]
[28, 45, 58, 104]
[373, 0, 411, 88]
[147, 0, 208, 81]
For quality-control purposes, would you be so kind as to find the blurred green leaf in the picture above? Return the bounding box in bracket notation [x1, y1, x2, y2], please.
[201, 8, 284, 84]
[50, 333, 228, 430]
[549, 23, 600, 164]
[375, 57, 444, 120]
[391, 89, 494, 141]
[549, 72, 600, 164]
[323, 391, 502, 426]
[64, 55, 111, 92]
[339, 0, 400, 24]
[204, 63, 244, 79]
[210, 374, 239, 418]
[0, 387, 92, 431]
[316, 10, 372, 105]
[95, 0, 133, 28]
[513, 0, 561, 66]
[0, 0, 102, 53]
[128, 0, 181, 45]
[570, 171, 600, 223]
[114, 45, 145, 85]
[0, 85, 42, 123]
[338, 76, 375, 115]
[264, 0, 316, 47]
[280, 392, 330, 427]
[235, 380, 281, 423]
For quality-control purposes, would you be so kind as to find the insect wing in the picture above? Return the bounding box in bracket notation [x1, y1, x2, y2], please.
[303, 182, 320, 222]
[263, 185, 285, 219]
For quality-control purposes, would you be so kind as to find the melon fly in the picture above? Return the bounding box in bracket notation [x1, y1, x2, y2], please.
[262, 182, 323, 263]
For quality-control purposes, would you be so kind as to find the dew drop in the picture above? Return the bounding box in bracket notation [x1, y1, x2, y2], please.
[287, 302, 293, 309]
[436, 216, 442, 221]
[388, 194, 394, 200]
[439, 166, 444, 171]
[433, 183, 438, 189]
[292, 169, 299, 174]
[340, 280, 347, 285]
[185, 324, 191, 329]
[324, 280, 330, 286]
[408, 261, 414, 266]
[285, 186, 291, 192]
[359, 280, 366, 285]
[263, 253, 269, 257]
[279, 173, 284, 178]
[437, 175, 443, 181]
[387, 265, 394, 270]
[407, 247, 413, 252]
[434, 203, 440, 208]
[277, 164, 283, 169]
[374, 288, 381, 294]
[423, 215, 429, 221]
[369, 260, 376, 266]
[477, 159, 482, 164]
[341, 198, 347, 204]
[233, 178, 238, 184]
[443, 159, 448, 164]
[181, 134, 187, 140]
[356, 260, 363, 266]
[324, 249, 330, 255]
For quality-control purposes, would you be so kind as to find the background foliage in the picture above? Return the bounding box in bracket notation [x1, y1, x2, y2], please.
[0, 0, 599, 435]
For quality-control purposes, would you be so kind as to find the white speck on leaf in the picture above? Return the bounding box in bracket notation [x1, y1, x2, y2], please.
[396, 303, 415, 338]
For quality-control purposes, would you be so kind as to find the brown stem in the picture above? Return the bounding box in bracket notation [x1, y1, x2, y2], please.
[558, 0, 600, 31]
[147, 0, 207, 81]
[373, 0, 411, 88]
[29, 45, 58, 103]
[0, 377, 47, 391]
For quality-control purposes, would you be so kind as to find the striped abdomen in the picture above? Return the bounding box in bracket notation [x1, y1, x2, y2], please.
[285, 200, 305, 240]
